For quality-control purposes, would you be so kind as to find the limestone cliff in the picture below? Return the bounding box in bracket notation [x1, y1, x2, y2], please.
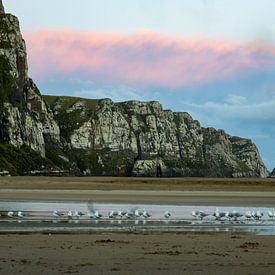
[44, 96, 269, 178]
[0, 2, 269, 177]
[0, 2, 60, 173]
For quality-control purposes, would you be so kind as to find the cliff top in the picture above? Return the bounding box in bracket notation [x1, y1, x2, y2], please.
[0, 0, 5, 13]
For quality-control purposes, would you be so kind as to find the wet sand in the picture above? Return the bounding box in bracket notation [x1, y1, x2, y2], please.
[0, 233, 274, 274]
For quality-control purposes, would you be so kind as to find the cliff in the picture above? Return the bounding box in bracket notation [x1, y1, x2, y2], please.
[42, 96, 268, 178]
[0, 2, 269, 177]
[0, 2, 60, 174]
[0, 0, 4, 14]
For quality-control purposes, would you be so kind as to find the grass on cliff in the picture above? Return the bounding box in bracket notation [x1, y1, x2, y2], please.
[0, 55, 13, 111]
[0, 143, 57, 175]
[43, 95, 98, 141]
[43, 95, 98, 112]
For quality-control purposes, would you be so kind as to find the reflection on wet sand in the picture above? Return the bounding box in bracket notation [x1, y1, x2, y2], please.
[1, 201, 275, 235]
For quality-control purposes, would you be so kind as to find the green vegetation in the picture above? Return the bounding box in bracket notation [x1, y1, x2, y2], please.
[45, 145, 71, 171]
[43, 95, 98, 141]
[68, 148, 135, 176]
[0, 143, 55, 175]
[43, 95, 98, 112]
[0, 55, 13, 111]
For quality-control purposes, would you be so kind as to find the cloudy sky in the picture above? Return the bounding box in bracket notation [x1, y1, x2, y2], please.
[4, 0, 275, 170]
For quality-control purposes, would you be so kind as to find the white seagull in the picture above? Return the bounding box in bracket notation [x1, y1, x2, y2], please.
[245, 211, 253, 220]
[268, 210, 275, 219]
[7, 211, 14, 218]
[142, 209, 151, 218]
[254, 211, 264, 220]
[226, 211, 243, 221]
[67, 211, 74, 219]
[17, 211, 26, 218]
[164, 211, 171, 218]
[89, 210, 102, 219]
[74, 211, 85, 219]
[134, 209, 141, 218]
[52, 211, 63, 218]
[213, 208, 226, 220]
[191, 210, 209, 220]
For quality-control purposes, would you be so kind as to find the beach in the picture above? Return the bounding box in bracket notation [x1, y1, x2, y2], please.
[1, 177, 275, 274]
[1, 177, 275, 206]
[0, 233, 275, 274]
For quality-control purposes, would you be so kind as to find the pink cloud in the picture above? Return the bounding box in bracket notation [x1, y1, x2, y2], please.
[23, 29, 275, 88]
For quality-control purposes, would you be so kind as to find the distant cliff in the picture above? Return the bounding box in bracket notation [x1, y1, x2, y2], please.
[41, 96, 268, 178]
[0, 2, 269, 177]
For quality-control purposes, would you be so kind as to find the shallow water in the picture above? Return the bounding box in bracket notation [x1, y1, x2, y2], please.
[1, 201, 275, 235]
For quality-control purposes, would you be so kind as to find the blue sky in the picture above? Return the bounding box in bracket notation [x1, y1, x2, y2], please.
[3, 0, 275, 170]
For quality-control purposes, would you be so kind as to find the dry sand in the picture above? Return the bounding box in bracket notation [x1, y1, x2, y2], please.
[1, 176, 275, 191]
[1, 177, 275, 206]
[0, 233, 274, 275]
[1, 189, 275, 206]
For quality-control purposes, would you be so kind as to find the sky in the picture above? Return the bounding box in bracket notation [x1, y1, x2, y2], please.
[3, 0, 275, 170]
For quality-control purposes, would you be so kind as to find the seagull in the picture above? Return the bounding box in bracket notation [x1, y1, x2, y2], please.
[245, 211, 253, 220]
[254, 211, 264, 220]
[164, 211, 171, 218]
[53, 211, 63, 218]
[74, 211, 85, 219]
[124, 212, 134, 219]
[108, 211, 117, 218]
[268, 210, 275, 219]
[7, 211, 14, 218]
[134, 209, 141, 218]
[212, 208, 226, 220]
[191, 211, 209, 220]
[108, 211, 114, 218]
[67, 211, 74, 219]
[17, 211, 26, 218]
[87, 202, 102, 219]
[87, 209, 102, 219]
[226, 211, 243, 221]
[117, 211, 125, 218]
[93, 210, 102, 219]
[142, 209, 151, 218]
[251, 211, 256, 220]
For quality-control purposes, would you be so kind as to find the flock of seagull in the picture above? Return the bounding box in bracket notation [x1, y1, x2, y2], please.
[0, 211, 27, 218]
[1, 207, 275, 221]
[51, 208, 156, 220]
[192, 208, 275, 221]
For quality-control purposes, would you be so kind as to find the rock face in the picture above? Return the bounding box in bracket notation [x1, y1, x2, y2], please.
[0, 3, 269, 177]
[269, 169, 275, 178]
[44, 96, 269, 178]
[0, 4, 60, 158]
[0, 0, 4, 14]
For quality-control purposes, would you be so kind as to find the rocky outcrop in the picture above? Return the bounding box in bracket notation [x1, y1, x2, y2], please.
[269, 169, 275, 178]
[0, 2, 269, 177]
[0, 4, 60, 158]
[44, 96, 269, 178]
[0, 0, 4, 14]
